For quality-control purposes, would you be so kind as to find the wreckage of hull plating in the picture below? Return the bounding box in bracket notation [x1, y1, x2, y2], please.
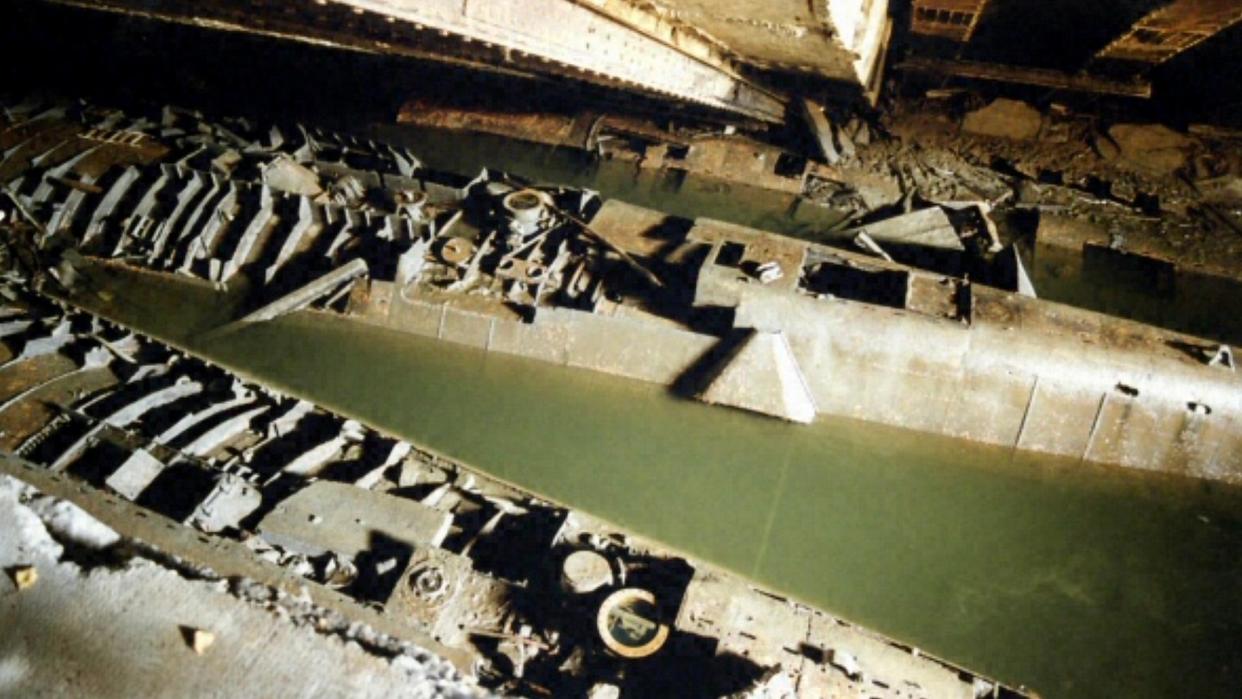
[3, 98, 1240, 486]
[0, 288, 1032, 698]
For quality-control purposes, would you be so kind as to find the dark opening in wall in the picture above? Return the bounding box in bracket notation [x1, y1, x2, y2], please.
[774, 152, 808, 178]
[803, 261, 908, 310]
[715, 241, 747, 268]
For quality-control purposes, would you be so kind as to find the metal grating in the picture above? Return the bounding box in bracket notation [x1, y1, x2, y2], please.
[910, 0, 990, 42]
[1095, 0, 1242, 64]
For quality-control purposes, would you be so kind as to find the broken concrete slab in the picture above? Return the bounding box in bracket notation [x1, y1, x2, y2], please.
[261, 156, 322, 197]
[105, 449, 167, 500]
[258, 481, 452, 558]
[1108, 124, 1194, 174]
[188, 474, 262, 534]
[962, 99, 1042, 140]
[842, 207, 963, 251]
[699, 329, 817, 424]
[800, 98, 841, 164]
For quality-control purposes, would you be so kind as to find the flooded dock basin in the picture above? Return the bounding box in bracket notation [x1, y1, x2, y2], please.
[68, 261, 1242, 699]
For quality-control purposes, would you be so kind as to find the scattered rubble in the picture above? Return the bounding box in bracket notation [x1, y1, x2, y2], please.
[4, 96, 1240, 478]
[0, 473, 479, 697]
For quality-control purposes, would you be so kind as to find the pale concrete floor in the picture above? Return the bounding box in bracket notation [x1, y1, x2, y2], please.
[0, 475, 479, 699]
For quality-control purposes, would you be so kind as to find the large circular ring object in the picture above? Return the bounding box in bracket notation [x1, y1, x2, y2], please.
[596, 588, 669, 659]
[439, 237, 476, 266]
[561, 549, 613, 594]
[502, 189, 550, 224]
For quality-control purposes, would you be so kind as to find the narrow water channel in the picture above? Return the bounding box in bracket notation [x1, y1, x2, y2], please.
[70, 264, 1242, 699]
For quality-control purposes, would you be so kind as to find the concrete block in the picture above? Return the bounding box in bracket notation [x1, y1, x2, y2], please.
[962, 99, 1042, 140]
[258, 481, 451, 557]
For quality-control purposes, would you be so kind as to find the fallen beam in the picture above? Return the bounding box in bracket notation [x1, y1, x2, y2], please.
[896, 56, 1152, 98]
[197, 258, 369, 343]
[237, 258, 369, 325]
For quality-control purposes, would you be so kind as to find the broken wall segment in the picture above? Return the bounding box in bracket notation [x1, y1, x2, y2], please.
[54, 0, 785, 122]
[1032, 213, 1242, 346]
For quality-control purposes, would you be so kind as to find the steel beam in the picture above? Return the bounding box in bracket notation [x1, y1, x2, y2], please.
[896, 56, 1153, 98]
[910, 0, 991, 43]
[1093, 0, 1242, 65]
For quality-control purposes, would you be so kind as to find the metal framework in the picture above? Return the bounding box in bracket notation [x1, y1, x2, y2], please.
[909, 0, 991, 42]
[1094, 0, 1242, 64]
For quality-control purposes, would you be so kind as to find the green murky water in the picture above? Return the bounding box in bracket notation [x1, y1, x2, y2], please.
[1029, 243, 1242, 346]
[72, 264, 1242, 699]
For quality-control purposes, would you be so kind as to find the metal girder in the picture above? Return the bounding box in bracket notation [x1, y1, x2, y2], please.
[1094, 0, 1242, 65]
[896, 56, 1153, 98]
[40, 0, 786, 123]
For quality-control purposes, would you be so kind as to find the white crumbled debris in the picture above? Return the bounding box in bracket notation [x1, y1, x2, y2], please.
[0, 476, 64, 558]
[0, 475, 121, 551]
[11, 565, 38, 590]
[24, 496, 121, 550]
[187, 627, 216, 655]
